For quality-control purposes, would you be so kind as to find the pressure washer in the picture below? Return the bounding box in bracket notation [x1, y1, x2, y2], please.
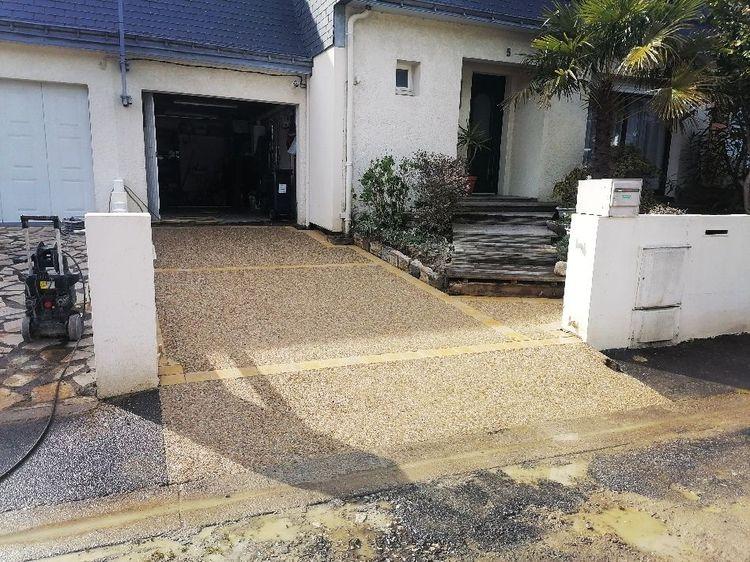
[20, 215, 84, 342]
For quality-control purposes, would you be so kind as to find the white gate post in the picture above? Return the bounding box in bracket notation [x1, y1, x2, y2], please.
[85, 212, 158, 397]
[561, 179, 641, 350]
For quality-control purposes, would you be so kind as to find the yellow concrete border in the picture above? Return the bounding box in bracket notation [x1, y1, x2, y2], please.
[348, 245, 531, 341]
[160, 336, 579, 386]
[155, 262, 377, 274]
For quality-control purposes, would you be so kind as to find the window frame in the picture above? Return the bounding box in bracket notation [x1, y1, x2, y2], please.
[395, 62, 415, 96]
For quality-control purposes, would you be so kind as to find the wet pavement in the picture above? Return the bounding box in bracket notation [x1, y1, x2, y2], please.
[48, 425, 750, 561]
[0, 226, 96, 421]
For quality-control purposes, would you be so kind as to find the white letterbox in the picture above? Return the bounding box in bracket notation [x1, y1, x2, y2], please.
[576, 179, 642, 217]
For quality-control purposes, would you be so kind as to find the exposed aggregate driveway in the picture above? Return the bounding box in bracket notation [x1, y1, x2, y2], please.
[151, 226, 667, 486]
[0, 225, 748, 561]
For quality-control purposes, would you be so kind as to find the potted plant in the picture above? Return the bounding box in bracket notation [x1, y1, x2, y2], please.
[457, 121, 490, 193]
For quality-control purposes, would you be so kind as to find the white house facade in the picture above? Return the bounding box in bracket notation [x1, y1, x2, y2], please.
[0, 0, 691, 231]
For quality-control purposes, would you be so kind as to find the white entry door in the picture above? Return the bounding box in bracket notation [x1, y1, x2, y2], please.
[0, 80, 94, 223]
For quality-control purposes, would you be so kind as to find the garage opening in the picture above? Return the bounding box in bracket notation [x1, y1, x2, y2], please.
[145, 93, 297, 223]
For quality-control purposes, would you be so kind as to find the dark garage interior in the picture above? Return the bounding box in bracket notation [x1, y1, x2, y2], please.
[152, 93, 297, 222]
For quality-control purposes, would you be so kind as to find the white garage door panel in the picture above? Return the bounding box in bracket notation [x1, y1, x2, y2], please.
[0, 81, 50, 220]
[44, 84, 94, 217]
[0, 80, 94, 222]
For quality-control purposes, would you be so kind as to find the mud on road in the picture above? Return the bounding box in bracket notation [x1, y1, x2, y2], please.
[63, 427, 750, 561]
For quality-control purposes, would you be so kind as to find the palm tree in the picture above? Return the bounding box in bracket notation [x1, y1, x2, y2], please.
[516, 0, 714, 178]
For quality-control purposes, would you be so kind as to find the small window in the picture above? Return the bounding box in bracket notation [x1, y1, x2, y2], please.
[396, 60, 419, 95]
[396, 68, 410, 89]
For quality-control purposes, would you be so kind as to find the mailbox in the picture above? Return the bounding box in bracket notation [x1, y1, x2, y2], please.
[576, 179, 642, 217]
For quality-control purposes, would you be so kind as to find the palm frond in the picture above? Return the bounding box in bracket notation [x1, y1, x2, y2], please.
[649, 64, 716, 127]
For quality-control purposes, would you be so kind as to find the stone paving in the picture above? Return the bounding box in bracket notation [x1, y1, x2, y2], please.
[0, 227, 96, 421]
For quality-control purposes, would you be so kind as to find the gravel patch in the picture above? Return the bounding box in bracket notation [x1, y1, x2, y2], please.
[0, 392, 166, 512]
[155, 266, 504, 371]
[459, 297, 564, 340]
[588, 429, 750, 501]
[160, 343, 667, 483]
[152, 226, 368, 269]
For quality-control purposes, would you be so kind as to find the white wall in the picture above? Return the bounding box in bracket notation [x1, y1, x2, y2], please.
[563, 213, 750, 350]
[350, 11, 587, 202]
[85, 213, 158, 397]
[307, 47, 347, 231]
[508, 90, 546, 198]
[0, 42, 309, 223]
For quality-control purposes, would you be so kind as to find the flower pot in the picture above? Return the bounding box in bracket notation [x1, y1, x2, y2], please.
[466, 176, 478, 193]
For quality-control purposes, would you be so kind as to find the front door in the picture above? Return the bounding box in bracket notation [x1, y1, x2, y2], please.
[468, 74, 506, 195]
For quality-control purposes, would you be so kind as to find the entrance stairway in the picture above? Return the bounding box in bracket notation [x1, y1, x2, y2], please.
[447, 196, 564, 297]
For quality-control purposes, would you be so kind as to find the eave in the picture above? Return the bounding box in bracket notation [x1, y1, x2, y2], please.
[0, 18, 313, 76]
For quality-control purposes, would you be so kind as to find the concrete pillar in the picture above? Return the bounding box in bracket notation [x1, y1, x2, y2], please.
[85, 213, 158, 397]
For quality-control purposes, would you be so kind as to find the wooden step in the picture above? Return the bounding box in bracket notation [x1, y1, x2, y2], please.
[459, 198, 557, 213]
[447, 280, 565, 298]
[453, 224, 556, 237]
[452, 246, 559, 261]
[449, 198, 563, 293]
[446, 264, 564, 283]
[457, 208, 555, 216]
[452, 253, 559, 264]
[456, 217, 554, 225]
[453, 240, 559, 252]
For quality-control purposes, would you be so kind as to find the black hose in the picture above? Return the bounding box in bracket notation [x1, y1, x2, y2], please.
[0, 247, 87, 483]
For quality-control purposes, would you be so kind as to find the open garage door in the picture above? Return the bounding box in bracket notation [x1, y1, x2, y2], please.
[146, 93, 297, 223]
[0, 79, 94, 223]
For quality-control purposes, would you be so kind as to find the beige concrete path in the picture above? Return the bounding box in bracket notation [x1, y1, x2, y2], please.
[153, 226, 667, 484]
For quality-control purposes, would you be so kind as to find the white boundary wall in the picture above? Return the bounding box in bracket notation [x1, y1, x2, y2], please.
[563, 213, 750, 350]
[86, 213, 158, 397]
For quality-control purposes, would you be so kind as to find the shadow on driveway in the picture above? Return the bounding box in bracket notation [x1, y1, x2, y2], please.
[605, 334, 750, 399]
[159, 372, 411, 497]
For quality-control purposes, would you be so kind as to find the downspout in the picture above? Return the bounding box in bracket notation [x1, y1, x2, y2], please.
[343, 7, 371, 234]
[117, 0, 132, 107]
[305, 77, 311, 226]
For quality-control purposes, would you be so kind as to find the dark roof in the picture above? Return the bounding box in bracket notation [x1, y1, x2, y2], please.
[0, 0, 312, 73]
[0, 0, 550, 73]
[366, 0, 550, 29]
[293, 0, 338, 57]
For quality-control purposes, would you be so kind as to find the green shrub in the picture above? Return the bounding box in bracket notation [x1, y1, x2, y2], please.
[674, 127, 747, 213]
[402, 151, 470, 237]
[552, 145, 661, 208]
[553, 167, 590, 207]
[355, 155, 409, 233]
[610, 145, 660, 180]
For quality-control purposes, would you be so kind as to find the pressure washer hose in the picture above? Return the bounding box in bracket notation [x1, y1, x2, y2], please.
[0, 248, 87, 483]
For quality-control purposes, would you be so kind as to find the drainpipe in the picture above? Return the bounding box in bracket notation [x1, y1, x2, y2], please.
[343, 7, 371, 235]
[305, 76, 311, 226]
[117, 0, 132, 107]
